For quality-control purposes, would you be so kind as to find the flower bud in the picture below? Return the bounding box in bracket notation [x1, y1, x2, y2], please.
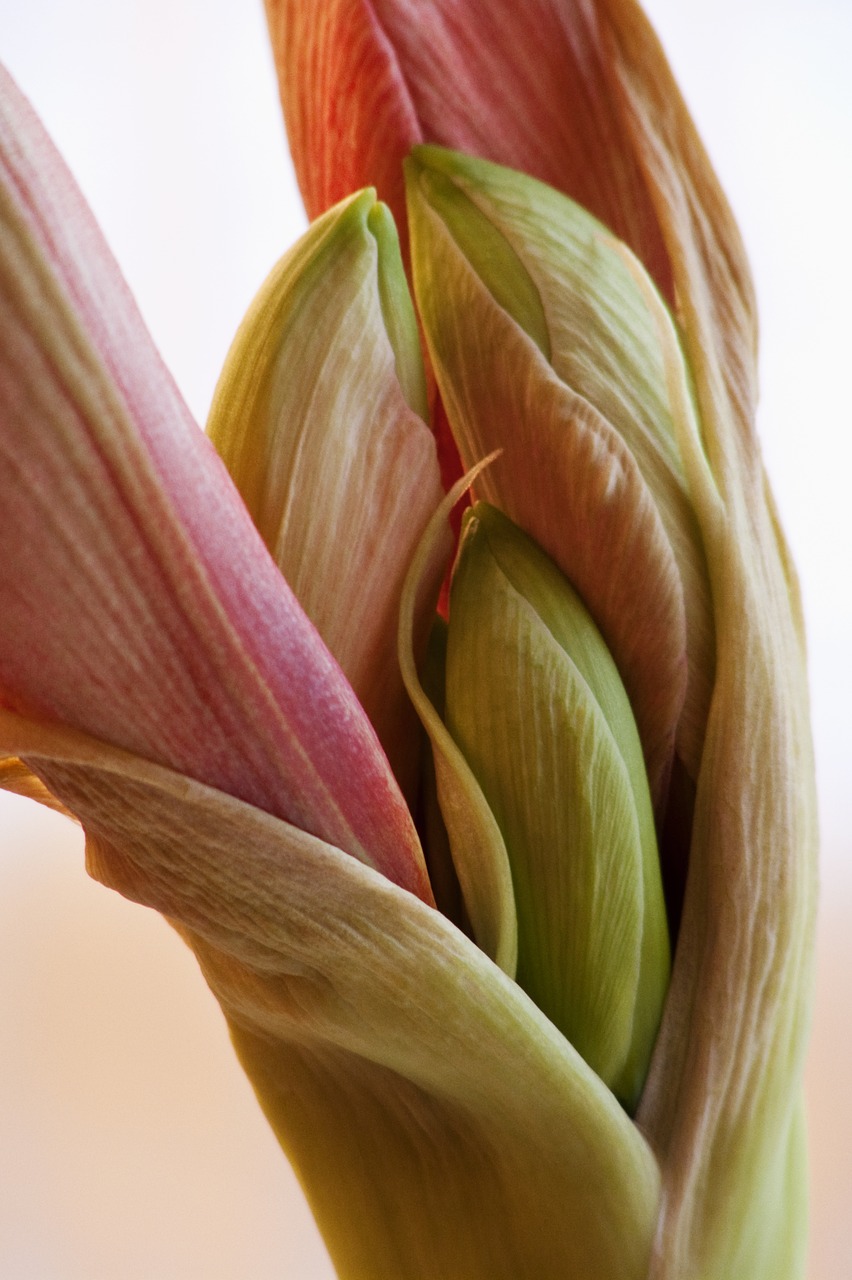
[406, 145, 715, 810]
[444, 502, 669, 1108]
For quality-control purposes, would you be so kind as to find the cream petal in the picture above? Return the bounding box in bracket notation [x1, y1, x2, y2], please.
[207, 190, 443, 801]
[0, 705, 660, 1280]
[631, 284, 818, 1279]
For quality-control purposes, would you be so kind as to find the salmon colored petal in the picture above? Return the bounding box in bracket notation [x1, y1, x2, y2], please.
[264, 1, 762, 543]
[0, 706, 660, 1280]
[207, 190, 443, 805]
[264, 0, 672, 300]
[0, 66, 430, 901]
[264, 0, 421, 264]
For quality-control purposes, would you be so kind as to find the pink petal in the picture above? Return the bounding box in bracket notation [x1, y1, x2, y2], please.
[0, 66, 431, 902]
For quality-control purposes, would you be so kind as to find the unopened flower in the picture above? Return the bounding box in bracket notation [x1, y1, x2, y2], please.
[265, 3, 818, 1271]
[1, 2, 818, 1278]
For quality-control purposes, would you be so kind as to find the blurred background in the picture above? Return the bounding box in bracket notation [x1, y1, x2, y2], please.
[0, 1, 849, 1276]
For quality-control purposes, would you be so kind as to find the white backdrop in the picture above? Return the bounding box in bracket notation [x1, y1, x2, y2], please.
[1, 2, 850, 1276]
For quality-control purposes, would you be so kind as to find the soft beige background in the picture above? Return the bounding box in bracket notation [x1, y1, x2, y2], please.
[1, 1, 849, 1276]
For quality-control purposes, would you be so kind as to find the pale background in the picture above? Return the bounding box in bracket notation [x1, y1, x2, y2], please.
[1, 1, 849, 1276]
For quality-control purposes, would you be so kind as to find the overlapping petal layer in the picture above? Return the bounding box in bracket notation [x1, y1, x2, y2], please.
[398, 466, 518, 974]
[264, 0, 673, 297]
[444, 503, 669, 1110]
[1, 0, 819, 1268]
[626, 265, 817, 1280]
[406, 151, 689, 810]
[0, 706, 660, 1280]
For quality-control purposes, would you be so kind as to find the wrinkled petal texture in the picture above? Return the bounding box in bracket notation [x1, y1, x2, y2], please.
[0, 708, 660, 1280]
[264, 0, 673, 300]
[600, 0, 759, 473]
[0, 67, 429, 899]
[265, 0, 420, 262]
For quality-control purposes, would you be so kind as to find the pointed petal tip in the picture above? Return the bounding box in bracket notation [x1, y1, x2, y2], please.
[365, 197, 430, 421]
[406, 152, 551, 361]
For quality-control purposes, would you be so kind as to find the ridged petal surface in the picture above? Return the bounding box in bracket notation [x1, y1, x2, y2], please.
[407, 162, 688, 809]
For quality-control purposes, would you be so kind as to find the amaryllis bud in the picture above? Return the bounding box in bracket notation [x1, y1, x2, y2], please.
[444, 501, 670, 1110]
[0, 65, 430, 900]
[405, 145, 713, 813]
[1, 0, 819, 1275]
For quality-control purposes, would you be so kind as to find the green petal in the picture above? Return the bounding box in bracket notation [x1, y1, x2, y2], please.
[407, 156, 551, 360]
[445, 505, 669, 1108]
[366, 200, 429, 420]
[416, 616, 470, 931]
